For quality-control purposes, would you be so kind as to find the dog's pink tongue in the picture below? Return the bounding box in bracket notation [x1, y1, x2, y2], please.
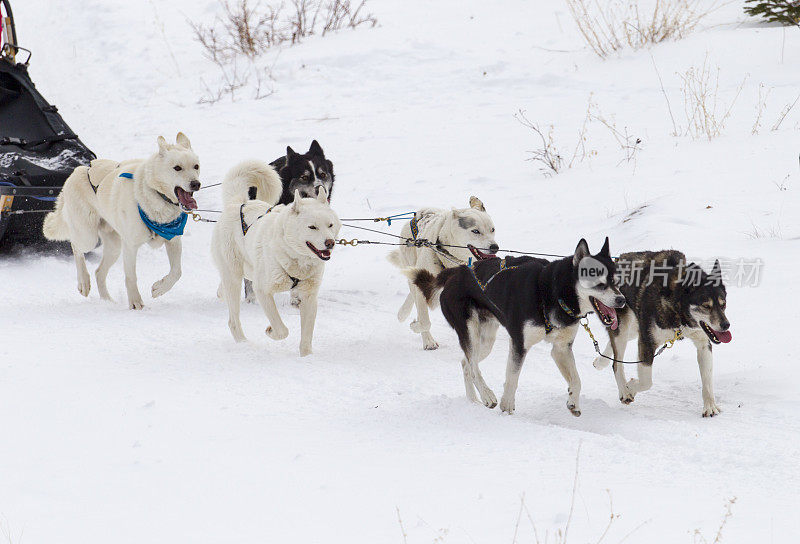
[596, 300, 619, 330]
[715, 330, 732, 343]
[176, 188, 198, 210]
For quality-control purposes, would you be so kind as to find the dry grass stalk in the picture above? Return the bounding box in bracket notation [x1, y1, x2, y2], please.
[678, 57, 746, 140]
[566, 0, 718, 59]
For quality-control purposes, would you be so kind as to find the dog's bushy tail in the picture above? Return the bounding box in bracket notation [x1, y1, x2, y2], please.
[402, 267, 460, 309]
[42, 168, 82, 241]
[222, 160, 282, 207]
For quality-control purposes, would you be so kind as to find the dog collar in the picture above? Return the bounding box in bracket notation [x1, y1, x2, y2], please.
[138, 205, 187, 240]
[557, 298, 583, 319]
[119, 171, 180, 207]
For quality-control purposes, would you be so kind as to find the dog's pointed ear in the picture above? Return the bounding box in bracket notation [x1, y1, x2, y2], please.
[469, 196, 486, 212]
[291, 189, 302, 213]
[308, 140, 324, 156]
[316, 186, 328, 203]
[573, 238, 590, 267]
[707, 259, 723, 286]
[176, 132, 191, 149]
[157, 136, 169, 155]
[286, 146, 299, 162]
[599, 236, 610, 257]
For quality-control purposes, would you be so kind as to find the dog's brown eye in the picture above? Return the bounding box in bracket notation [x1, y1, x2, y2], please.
[302, 172, 310, 180]
[318, 171, 327, 179]
[174, 165, 182, 171]
[309, 225, 317, 230]
[193, 164, 199, 170]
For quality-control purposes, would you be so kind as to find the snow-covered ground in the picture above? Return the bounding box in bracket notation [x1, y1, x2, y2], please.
[2, 1, 799, 542]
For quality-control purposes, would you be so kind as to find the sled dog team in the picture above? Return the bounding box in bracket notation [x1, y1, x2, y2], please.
[44, 134, 733, 418]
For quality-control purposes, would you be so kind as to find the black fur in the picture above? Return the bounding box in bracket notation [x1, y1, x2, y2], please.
[413, 238, 622, 414]
[610, 250, 729, 361]
[270, 140, 335, 204]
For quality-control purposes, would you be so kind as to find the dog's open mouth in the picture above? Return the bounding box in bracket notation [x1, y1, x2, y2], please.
[174, 187, 198, 210]
[467, 244, 496, 261]
[701, 321, 732, 344]
[591, 296, 619, 330]
[306, 241, 331, 261]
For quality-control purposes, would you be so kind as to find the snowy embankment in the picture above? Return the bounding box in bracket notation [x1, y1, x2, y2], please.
[1, 1, 799, 543]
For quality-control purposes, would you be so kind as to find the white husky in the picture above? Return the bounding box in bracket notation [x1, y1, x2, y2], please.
[211, 160, 341, 356]
[387, 196, 498, 350]
[43, 133, 200, 309]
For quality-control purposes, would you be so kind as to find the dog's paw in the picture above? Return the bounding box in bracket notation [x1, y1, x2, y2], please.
[567, 402, 582, 417]
[129, 299, 144, 310]
[593, 356, 611, 370]
[151, 278, 173, 298]
[290, 295, 301, 308]
[619, 384, 636, 404]
[77, 278, 91, 297]
[479, 388, 497, 409]
[422, 333, 438, 350]
[499, 396, 515, 414]
[299, 343, 313, 357]
[702, 400, 721, 418]
[266, 325, 289, 340]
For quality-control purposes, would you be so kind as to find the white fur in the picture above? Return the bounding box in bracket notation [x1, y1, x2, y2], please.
[387, 196, 497, 350]
[43, 133, 200, 309]
[211, 161, 340, 356]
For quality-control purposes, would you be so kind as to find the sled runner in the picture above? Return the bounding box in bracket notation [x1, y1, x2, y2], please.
[0, 0, 95, 246]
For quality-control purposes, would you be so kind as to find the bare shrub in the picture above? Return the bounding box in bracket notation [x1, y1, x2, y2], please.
[590, 106, 643, 166]
[566, 0, 718, 59]
[692, 497, 737, 544]
[192, 0, 376, 60]
[516, 112, 565, 176]
[191, 0, 376, 102]
[191, 0, 285, 62]
[677, 57, 746, 140]
[516, 105, 596, 177]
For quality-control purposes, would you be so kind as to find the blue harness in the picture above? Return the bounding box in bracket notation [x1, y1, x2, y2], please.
[116, 172, 188, 240]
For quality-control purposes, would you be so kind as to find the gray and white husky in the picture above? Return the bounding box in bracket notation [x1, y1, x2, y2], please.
[387, 196, 498, 350]
[592, 250, 732, 417]
[43, 133, 200, 309]
[211, 160, 341, 356]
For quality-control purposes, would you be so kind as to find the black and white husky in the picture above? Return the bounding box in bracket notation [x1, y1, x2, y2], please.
[408, 238, 625, 415]
[271, 140, 334, 204]
[592, 250, 731, 417]
[240, 140, 334, 303]
[388, 196, 498, 350]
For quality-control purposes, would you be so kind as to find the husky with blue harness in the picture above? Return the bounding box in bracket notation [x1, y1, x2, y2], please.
[43, 133, 201, 309]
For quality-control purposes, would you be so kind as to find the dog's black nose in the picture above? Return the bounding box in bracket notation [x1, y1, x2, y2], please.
[324, 238, 335, 249]
[720, 320, 730, 331]
[489, 243, 499, 253]
[189, 180, 201, 192]
[614, 295, 626, 307]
